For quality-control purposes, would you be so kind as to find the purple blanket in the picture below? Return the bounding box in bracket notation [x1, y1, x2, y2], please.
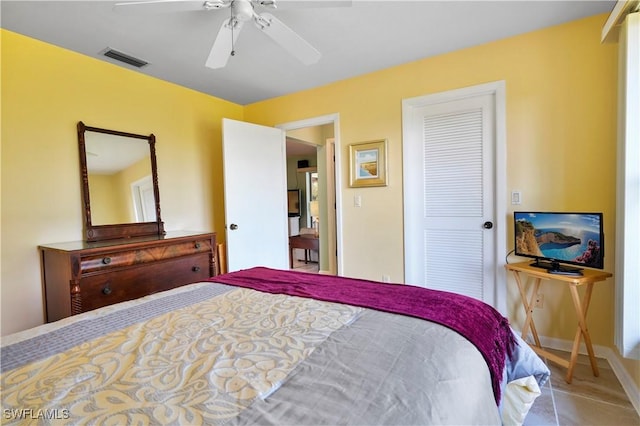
[209, 267, 516, 404]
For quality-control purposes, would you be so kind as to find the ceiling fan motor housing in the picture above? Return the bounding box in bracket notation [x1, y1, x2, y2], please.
[233, 0, 255, 21]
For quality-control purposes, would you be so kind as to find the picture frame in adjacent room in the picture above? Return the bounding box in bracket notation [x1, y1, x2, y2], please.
[349, 139, 388, 187]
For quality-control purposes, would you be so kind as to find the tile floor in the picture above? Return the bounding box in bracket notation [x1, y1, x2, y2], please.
[524, 349, 640, 426]
[291, 257, 319, 273]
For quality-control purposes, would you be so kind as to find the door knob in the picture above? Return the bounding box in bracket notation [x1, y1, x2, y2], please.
[483, 221, 494, 229]
[229, 223, 238, 230]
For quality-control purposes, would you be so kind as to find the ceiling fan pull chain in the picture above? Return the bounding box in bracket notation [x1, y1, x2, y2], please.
[230, 7, 236, 57]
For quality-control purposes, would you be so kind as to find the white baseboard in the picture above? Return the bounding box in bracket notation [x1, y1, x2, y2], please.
[515, 332, 640, 415]
[607, 349, 640, 415]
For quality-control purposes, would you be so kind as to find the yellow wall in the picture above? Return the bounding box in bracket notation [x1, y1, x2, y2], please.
[88, 173, 129, 224]
[1, 29, 243, 335]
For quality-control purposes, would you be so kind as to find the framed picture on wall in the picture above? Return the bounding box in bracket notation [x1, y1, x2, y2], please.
[348, 139, 388, 187]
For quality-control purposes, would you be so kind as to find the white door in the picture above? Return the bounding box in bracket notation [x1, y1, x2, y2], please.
[222, 118, 289, 272]
[403, 82, 506, 310]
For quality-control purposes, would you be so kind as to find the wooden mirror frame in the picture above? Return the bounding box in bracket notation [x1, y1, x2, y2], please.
[78, 121, 165, 242]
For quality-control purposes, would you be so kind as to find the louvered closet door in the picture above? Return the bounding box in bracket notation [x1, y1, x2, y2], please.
[404, 92, 496, 304]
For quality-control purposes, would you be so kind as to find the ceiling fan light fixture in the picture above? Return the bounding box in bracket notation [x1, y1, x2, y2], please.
[254, 14, 271, 29]
[225, 17, 242, 30]
[256, 0, 276, 8]
[203, 0, 230, 10]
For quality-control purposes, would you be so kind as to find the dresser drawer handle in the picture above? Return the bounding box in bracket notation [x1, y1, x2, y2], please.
[102, 257, 112, 265]
[102, 286, 112, 295]
[194, 242, 201, 249]
[192, 266, 201, 272]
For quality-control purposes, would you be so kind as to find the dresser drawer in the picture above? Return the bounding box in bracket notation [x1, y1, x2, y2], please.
[81, 238, 213, 274]
[79, 253, 211, 312]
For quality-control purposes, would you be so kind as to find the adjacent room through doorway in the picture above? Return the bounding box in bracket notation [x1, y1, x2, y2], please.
[283, 117, 339, 275]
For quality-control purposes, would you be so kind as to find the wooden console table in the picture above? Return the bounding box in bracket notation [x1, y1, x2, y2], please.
[505, 261, 612, 383]
[289, 234, 319, 268]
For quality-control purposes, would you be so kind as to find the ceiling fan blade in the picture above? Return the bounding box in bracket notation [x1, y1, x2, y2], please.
[256, 13, 321, 65]
[113, 0, 225, 15]
[206, 18, 245, 69]
[272, 0, 352, 9]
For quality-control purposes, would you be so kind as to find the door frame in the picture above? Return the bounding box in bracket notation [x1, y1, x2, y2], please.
[277, 114, 342, 276]
[402, 81, 507, 314]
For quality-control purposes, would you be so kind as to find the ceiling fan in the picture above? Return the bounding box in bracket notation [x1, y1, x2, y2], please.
[114, 0, 323, 69]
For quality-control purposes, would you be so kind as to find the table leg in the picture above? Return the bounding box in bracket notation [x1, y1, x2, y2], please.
[289, 245, 294, 269]
[514, 272, 542, 348]
[566, 282, 599, 383]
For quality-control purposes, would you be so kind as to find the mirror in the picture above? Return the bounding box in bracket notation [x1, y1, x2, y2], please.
[78, 121, 164, 241]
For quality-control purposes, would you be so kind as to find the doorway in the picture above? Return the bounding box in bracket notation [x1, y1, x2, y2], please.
[279, 114, 341, 276]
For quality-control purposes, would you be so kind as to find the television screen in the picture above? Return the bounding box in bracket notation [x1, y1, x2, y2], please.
[514, 212, 604, 270]
[287, 190, 301, 217]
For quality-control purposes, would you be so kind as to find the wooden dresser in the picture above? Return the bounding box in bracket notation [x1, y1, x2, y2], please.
[39, 231, 216, 322]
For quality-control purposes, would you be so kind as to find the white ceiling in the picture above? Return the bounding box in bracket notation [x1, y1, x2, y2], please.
[1, 1, 614, 106]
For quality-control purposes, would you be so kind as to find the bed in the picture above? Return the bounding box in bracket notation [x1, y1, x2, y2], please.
[1, 267, 549, 425]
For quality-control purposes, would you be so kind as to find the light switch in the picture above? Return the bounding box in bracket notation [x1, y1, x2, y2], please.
[511, 191, 522, 205]
[354, 195, 362, 207]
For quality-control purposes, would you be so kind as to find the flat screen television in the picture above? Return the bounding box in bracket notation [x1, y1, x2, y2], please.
[514, 211, 604, 274]
[287, 189, 301, 217]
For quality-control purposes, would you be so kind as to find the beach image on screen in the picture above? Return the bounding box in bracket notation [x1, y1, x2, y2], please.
[514, 212, 602, 267]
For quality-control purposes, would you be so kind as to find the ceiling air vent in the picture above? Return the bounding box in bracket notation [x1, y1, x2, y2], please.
[102, 48, 148, 68]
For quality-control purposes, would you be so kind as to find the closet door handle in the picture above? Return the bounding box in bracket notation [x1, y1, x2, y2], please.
[229, 224, 238, 230]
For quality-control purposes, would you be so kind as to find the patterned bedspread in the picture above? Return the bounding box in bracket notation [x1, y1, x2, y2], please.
[1, 284, 361, 424]
[1, 273, 549, 425]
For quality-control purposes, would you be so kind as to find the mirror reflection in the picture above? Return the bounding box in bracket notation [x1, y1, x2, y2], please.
[85, 132, 156, 225]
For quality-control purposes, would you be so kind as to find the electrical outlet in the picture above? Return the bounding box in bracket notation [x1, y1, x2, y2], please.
[382, 275, 391, 283]
[535, 293, 544, 308]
